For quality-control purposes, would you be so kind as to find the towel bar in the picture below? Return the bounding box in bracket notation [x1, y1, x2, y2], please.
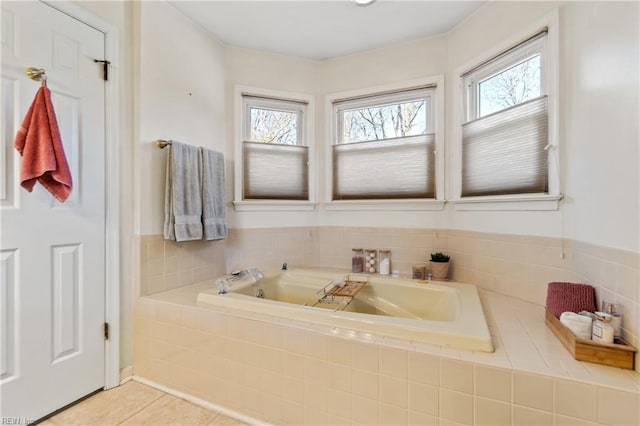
[156, 139, 172, 149]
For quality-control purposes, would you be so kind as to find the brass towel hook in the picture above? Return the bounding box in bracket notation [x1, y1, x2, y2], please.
[26, 67, 47, 82]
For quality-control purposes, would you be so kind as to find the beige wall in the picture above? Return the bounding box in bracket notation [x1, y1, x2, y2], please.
[560, 1, 639, 252]
[138, 1, 227, 235]
[219, 1, 640, 253]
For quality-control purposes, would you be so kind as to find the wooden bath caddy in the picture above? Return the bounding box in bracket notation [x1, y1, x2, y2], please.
[326, 278, 367, 297]
[545, 308, 636, 370]
[312, 275, 369, 311]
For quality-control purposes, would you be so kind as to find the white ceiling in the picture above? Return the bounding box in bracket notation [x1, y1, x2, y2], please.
[169, 1, 485, 60]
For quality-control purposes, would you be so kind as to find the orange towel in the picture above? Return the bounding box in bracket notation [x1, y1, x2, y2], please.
[14, 81, 72, 202]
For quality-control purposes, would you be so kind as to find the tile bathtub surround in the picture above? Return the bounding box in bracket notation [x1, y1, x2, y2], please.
[309, 226, 639, 371]
[133, 284, 639, 426]
[140, 228, 316, 296]
[139, 226, 639, 373]
[139, 234, 227, 296]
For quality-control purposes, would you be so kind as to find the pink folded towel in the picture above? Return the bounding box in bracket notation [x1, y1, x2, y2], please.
[14, 81, 72, 202]
[546, 282, 596, 318]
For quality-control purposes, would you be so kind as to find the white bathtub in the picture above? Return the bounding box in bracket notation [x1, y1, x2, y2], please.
[197, 268, 494, 352]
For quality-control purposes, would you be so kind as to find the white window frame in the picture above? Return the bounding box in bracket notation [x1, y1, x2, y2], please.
[325, 76, 446, 211]
[452, 10, 562, 211]
[233, 85, 316, 211]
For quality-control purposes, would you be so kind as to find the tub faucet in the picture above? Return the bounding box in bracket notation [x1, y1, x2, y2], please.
[217, 268, 264, 294]
[241, 268, 264, 284]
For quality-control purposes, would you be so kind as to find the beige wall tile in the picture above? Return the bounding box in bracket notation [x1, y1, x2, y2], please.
[553, 414, 598, 425]
[440, 359, 473, 394]
[352, 395, 378, 425]
[283, 352, 304, 378]
[409, 352, 439, 386]
[554, 378, 598, 422]
[379, 402, 408, 425]
[262, 323, 285, 349]
[305, 332, 328, 360]
[352, 368, 378, 400]
[262, 346, 284, 374]
[513, 372, 553, 412]
[439, 389, 473, 425]
[379, 345, 408, 379]
[409, 410, 438, 426]
[303, 382, 327, 412]
[327, 336, 352, 366]
[304, 357, 328, 386]
[260, 393, 283, 425]
[327, 388, 351, 417]
[598, 387, 640, 426]
[408, 381, 438, 416]
[475, 396, 511, 426]
[328, 362, 351, 393]
[283, 376, 304, 404]
[351, 340, 379, 373]
[475, 365, 511, 402]
[262, 368, 284, 397]
[147, 235, 164, 260]
[282, 401, 304, 425]
[513, 405, 553, 426]
[155, 302, 181, 324]
[282, 327, 306, 355]
[379, 374, 408, 408]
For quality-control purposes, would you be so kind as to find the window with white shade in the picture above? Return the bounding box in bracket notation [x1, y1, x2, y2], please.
[331, 86, 441, 202]
[460, 29, 557, 200]
[239, 95, 310, 201]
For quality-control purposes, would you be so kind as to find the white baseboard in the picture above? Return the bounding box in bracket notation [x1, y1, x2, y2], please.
[119, 366, 133, 385]
[132, 376, 269, 426]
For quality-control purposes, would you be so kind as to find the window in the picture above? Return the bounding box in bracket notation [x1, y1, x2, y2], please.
[331, 85, 441, 202]
[239, 94, 310, 203]
[461, 29, 553, 199]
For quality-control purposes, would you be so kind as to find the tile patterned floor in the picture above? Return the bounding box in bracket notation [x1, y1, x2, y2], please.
[41, 381, 247, 426]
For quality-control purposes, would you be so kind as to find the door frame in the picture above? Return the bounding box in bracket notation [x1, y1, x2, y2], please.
[42, 0, 121, 390]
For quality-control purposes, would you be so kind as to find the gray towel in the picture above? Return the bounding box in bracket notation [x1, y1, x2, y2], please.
[163, 142, 203, 241]
[200, 147, 227, 240]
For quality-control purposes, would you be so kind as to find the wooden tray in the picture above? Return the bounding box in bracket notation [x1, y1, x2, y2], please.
[326, 279, 367, 297]
[545, 308, 636, 370]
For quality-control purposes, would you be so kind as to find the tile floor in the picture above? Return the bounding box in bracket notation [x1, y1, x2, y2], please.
[41, 380, 247, 426]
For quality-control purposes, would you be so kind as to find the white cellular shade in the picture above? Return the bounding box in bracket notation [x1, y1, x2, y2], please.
[462, 96, 548, 197]
[243, 142, 308, 200]
[333, 135, 435, 200]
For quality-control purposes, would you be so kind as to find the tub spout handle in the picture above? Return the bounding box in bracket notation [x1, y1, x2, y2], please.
[217, 278, 229, 294]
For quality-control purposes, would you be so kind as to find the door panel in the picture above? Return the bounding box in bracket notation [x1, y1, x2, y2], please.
[0, 1, 106, 420]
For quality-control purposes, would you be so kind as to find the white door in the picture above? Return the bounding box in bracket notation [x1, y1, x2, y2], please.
[1, 1, 106, 420]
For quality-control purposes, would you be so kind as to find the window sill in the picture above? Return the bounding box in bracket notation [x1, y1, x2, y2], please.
[324, 199, 446, 211]
[232, 200, 317, 212]
[452, 194, 563, 211]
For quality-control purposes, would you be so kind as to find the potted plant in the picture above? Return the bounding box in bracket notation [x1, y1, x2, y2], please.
[429, 252, 451, 280]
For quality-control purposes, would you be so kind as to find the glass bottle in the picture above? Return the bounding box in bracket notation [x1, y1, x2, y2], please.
[351, 248, 364, 273]
[378, 250, 391, 275]
[364, 249, 378, 274]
